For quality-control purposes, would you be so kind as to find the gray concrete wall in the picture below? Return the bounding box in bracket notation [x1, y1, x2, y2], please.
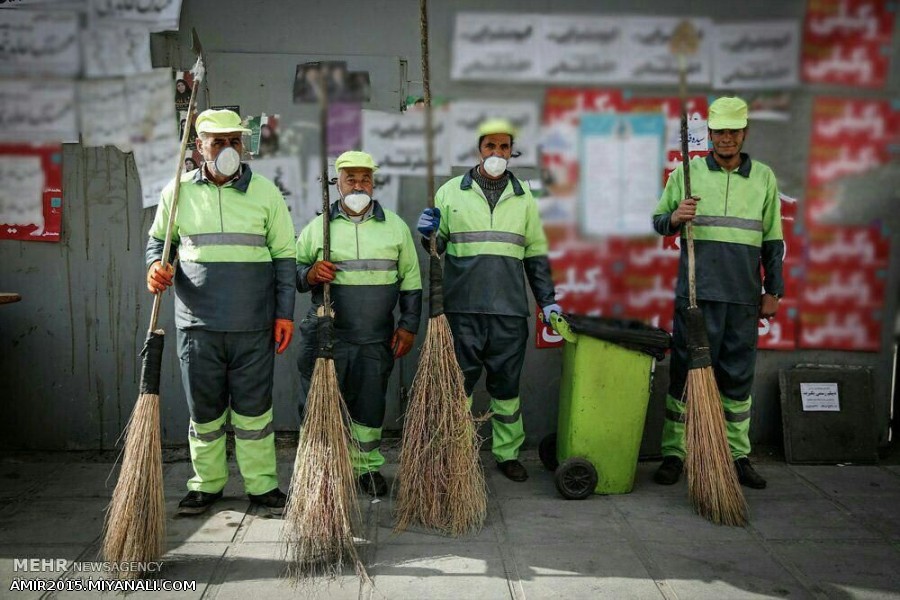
[1, 0, 898, 454]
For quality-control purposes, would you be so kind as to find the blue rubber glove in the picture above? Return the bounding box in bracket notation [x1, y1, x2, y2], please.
[541, 303, 563, 330]
[417, 207, 441, 237]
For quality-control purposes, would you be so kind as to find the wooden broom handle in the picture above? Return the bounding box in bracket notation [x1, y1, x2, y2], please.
[148, 63, 202, 334]
[420, 0, 438, 257]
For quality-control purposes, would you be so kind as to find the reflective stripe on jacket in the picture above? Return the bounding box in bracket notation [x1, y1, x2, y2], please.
[435, 170, 554, 316]
[146, 166, 296, 331]
[652, 153, 784, 305]
[296, 200, 422, 344]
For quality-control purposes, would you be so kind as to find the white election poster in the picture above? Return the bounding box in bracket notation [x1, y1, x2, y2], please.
[538, 15, 626, 83]
[78, 79, 130, 148]
[451, 13, 541, 81]
[579, 113, 665, 237]
[0, 80, 77, 143]
[713, 21, 800, 89]
[621, 17, 712, 85]
[448, 100, 539, 167]
[362, 109, 450, 176]
[252, 157, 305, 233]
[0, 156, 45, 233]
[82, 24, 153, 78]
[132, 138, 179, 208]
[0, 10, 81, 77]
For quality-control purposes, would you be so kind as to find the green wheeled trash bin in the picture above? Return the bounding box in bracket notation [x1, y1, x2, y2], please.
[540, 314, 671, 500]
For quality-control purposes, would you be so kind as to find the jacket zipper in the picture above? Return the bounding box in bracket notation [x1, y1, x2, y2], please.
[724, 172, 731, 216]
[355, 221, 360, 259]
[218, 187, 224, 231]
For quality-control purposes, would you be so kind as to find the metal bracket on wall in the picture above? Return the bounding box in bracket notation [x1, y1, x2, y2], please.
[398, 58, 408, 112]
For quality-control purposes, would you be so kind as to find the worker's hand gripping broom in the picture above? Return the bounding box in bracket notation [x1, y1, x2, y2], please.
[394, 0, 488, 536]
[102, 43, 206, 576]
[282, 68, 368, 582]
[671, 21, 748, 527]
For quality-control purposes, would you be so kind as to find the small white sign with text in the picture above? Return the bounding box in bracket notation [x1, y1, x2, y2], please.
[800, 383, 840, 412]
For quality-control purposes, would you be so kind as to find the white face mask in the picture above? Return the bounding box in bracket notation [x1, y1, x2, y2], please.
[211, 147, 241, 177]
[343, 191, 371, 213]
[482, 155, 507, 177]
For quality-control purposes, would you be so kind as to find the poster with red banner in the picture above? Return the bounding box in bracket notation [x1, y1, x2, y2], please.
[798, 224, 889, 351]
[0, 144, 63, 242]
[805, 96, 899, 225]
[802, 0, 896, 88]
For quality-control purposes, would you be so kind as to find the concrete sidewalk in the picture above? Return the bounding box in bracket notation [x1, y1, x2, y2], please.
[1, 451, 900, 599]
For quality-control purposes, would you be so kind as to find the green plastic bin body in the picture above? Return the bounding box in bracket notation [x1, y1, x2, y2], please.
[556, 324, 656, 495]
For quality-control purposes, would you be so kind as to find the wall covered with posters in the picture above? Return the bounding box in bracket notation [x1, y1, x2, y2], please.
[1, 0, 899, 456]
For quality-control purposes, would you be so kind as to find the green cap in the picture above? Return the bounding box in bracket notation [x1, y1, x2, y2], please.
[477, 118, 517, 139]
[708, 97, 748, 130]
[335, 150, 378, 172]
[195, 109, 251, 135]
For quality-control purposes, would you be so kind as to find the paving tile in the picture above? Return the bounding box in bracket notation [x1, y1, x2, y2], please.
[0, 460, 65, 499]
[485, 460, 560, 500]
[0, 544, 85, 600]
[166, 498, 248, 544]
[502, 496, 629, 545]
[790, 466, 900, 498]
[749, 496, 878, 541]
[374, 495, 498, 546]
[0, 498, 108, 545]
[645, 540, 812, 599]
[514, 541, 661, 599]
[51, 542, 227, 600]
[371, 543, 510, 600]
[215, 541, 364, 600]
[35, 463, 120, 499]
[610, 493, 754, 543]
[838, 494, 900, 541]
[771, 540, 900, 599]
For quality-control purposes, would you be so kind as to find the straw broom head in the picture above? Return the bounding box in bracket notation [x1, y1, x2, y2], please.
[102, 392, 166, 579]
[394, 313, 487, 536]
[283, 308, 369, 582]
[681, 307, 749, 526]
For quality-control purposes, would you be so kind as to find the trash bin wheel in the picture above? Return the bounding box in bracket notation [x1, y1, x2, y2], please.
[539, 433, 558, 471]
[554, 457, 598, 500]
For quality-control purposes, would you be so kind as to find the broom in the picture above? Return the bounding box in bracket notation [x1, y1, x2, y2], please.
[394, 0, 488, 536]
[102, 52, 206, 576]
[282, 68, 368, 581]
[671, 21, 748, 527]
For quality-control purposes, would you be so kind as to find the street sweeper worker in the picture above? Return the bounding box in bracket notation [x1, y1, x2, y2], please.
[416, 118, 560, 483]
[145, 109, 296, 516]
[295, 150, 422, 497]
[651, 96, 783, 490]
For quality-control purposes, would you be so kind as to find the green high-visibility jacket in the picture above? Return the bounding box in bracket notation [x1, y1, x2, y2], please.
[434, 170, 556, 316]
[296, 200, 422, 344]
[653, 153, 784, 305]
[146, 166, 296, 331]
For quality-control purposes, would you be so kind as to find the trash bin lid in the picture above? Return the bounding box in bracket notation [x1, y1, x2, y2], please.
[563, 314, 671, 360]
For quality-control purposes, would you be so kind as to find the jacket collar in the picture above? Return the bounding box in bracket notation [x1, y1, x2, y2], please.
[705, 152, 752, 178]
[193, 163, 253, 192]
[460, 167, 525, 196]
[328, 199, 386, 222]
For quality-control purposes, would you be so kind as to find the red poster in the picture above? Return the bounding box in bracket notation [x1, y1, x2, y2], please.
[802, 0, 896, 88]
[799, 307, 883, 351]
[0, 144, 63, 243]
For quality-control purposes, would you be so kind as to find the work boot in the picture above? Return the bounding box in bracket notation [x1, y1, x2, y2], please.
[357, 471, 388, 497]
[177, 490, 223, 515]
[248, 488, 287, 515]
[497, 459, 528, 482]
[734, 457, 767, 489]
[653, 456, 684, 485]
